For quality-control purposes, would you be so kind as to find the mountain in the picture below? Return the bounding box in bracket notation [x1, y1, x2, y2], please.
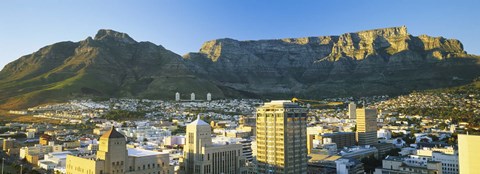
[1, 26, 480, 109]
[184, 26, 480, 98]
[0, 30, 225, 109]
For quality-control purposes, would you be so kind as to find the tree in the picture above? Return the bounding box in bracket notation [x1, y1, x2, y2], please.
[361, 155, 382, 173]
[385, 148, 401, 157]
[391, 132, 404, 138]
[350, 125, 357, 132]
[172, 126, 186, 135]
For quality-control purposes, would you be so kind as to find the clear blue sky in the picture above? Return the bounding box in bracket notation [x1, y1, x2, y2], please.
[1, 0, 479, 69]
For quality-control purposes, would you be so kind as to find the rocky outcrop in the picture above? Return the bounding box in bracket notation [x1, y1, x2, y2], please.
[184, 26, 480, 98]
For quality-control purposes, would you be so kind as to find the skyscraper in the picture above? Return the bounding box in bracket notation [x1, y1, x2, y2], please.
[256, 100, 308, 174]
[458, 134, 480, 174]
[356, 108, 377, 146]
[348, 102, 356, 119]
[183, 116, 245, 174]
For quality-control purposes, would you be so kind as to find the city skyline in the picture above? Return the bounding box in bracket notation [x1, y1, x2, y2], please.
[0, 1, 479, 173]
[1, 0, 480, 69]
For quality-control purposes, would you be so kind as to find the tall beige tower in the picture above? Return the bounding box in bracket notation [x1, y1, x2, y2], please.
[184, 116, 212, 173]
[459, 134, 480, 174]
[97, 127, 128, 174]
[356, 108, 377, 146]
[348, 102, 356, 119]
[256, 100, 308, 174]
[183, 116, 244, 174]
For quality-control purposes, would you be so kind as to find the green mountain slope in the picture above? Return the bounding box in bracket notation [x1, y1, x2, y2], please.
[0, 30, 224, 109]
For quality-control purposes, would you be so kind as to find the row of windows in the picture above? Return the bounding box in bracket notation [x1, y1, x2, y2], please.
[129, 162, 166, 171]
[112, 161, 124, 166]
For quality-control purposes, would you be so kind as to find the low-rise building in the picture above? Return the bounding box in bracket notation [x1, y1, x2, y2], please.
[66, 127, 172, 174]
[20, 142, 62, 159]
[163, 136, 185, 147]
[374, 156, 442, 174]
[339, 146, 378, 160]
[308, 132, 356, 154]
[416, 147, 458, 174]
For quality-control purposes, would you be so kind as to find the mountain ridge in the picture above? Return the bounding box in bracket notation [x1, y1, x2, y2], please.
[1, 26, 480, 109]
[183, 26, 479, 98]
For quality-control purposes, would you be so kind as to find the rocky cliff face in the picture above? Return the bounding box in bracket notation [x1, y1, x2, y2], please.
[1, 27, 479, 109]
[184, 26, 480, 98]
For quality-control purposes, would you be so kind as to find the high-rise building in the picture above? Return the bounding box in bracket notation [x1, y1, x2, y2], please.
[175, 92, 180, 101]
[356, 108, 377, 146]
[191, 93, 195, 101]
[256, 100, 308, 174]
[207, 93, 212, 101]
[348, 102, 356, 119]
[183, 116, 245, 174]
[459, 134, 480, 174]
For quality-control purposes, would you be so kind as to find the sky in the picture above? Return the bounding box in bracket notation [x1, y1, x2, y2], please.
[1, 0, 479, 69]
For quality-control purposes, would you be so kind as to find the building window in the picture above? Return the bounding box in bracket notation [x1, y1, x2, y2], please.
[188, 133, 194, 144]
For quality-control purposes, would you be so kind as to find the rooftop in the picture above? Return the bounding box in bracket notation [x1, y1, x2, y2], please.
[100, 126, 125, 139]
[127, 148, 168, 157]
[188, 115, 209, 126]
[47, 151, 72, 159]
[309, 154, 341, 162]
[260, 100, 303, 109]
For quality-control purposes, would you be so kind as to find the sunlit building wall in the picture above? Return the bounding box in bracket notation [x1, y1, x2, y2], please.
[256, 100, 307, 174]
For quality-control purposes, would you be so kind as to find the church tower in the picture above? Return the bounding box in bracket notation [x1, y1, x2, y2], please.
[184, 116, 212, 173]
[97, 127, 128, 174]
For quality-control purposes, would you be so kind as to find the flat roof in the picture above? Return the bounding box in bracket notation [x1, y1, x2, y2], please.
[38, 160, 57, 165]
[48, 151, 72, 159]
[127, 148, 168, 157]
[309, 154, 341, 162]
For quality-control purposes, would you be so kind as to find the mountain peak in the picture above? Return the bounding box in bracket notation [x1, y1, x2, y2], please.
[94, 29, 136, 43]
